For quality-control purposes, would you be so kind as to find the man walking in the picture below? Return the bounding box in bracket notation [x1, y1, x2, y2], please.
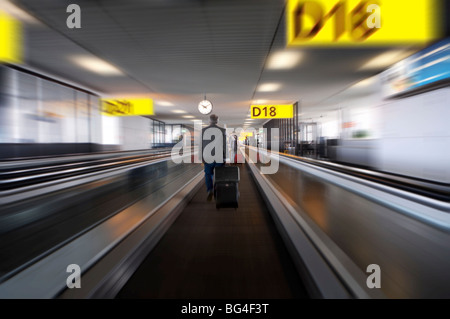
[201, 114, 226, 201]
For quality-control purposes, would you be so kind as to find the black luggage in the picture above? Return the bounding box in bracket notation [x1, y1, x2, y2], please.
[213, 166, 240, 209]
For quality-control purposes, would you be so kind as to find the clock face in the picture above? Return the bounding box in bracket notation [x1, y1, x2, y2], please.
[198, 100, 213, 115]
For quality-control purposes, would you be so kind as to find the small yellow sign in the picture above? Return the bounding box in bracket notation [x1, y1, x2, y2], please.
[251, 105, 293, 119]
[0, 11, 23, 64]
[286, 0, 441, 47]
[239, 132, 253, 141]
[101, 98, 154, 116]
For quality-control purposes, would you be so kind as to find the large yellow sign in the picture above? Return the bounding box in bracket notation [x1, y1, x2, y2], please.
[286, 0, 441, 47]
[251, 105, 293, 119]
[101, 98, 154, 116]
[0, 11, 23, 64]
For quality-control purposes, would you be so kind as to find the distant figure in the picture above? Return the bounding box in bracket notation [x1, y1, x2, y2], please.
[201, 114, 226, 201]
[229, 134, 239, 163]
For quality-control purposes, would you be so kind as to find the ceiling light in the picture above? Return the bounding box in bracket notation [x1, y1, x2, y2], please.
[257, 83, 281, 92]
[182, 115, 194, 118]
[172, 109, 186, 114]
[359, 50, 415, 71]
[267, 51, 303, 70]
[157, 101, 174, 107]
[353, 77, 375, 88]
[70, 56, 122, 76]
[2, 1, 40, 24]
[253, 100, 269, 104]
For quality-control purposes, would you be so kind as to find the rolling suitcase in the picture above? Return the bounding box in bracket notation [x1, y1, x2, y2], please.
[213, 166, 240, 209]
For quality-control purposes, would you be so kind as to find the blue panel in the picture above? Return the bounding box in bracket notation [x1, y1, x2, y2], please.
[381, 38, 450, 97]
[406, 39, 450, 90]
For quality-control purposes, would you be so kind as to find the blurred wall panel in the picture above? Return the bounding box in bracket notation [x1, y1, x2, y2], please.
[121, 116, 151, 151]
[0, 65, 105, 158]
[60, 85, 76, 143]
[0, 66, 15, 143]
[375, 87, 450, 183]
[75, 91, 90, 143]
[17, 72, 39, 143]
[89, 95, 101, 145]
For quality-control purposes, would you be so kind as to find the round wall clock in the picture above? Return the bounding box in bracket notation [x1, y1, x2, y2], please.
[198, 99, 213, 115]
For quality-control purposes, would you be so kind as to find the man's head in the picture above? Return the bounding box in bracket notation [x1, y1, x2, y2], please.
[209, 114, 218, 125]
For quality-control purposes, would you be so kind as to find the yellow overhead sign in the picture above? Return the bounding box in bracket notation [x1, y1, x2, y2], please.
[239, 132, 253, 141]
[251, 105, 293, 119]
[101, 98, 154, 116]
[286, 0, 441, 47]
[0, 11, 23, 64]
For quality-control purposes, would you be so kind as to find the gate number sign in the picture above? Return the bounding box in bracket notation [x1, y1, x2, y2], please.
[251, 105, 294, 119]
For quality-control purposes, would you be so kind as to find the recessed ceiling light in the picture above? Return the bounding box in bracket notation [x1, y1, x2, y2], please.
[253, 100, 269, 105]
[158, 101, 174, 107]
[267, 51, 303, 70]
[172, 109, 186, 114]
[70, 56, 123, 76]
[257, 83, 281, 92]
[182, 115, 194, 118]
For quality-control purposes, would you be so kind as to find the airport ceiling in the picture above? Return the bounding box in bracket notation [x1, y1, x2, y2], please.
[10, 0, 424, 126]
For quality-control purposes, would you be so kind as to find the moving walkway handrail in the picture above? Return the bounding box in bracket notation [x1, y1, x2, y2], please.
[0, 148, 173, 171]
[0, 148, 196, 205]
[249, 146, 450, 229]
[0, 153, 202, 298]
[0, 151, 172, 191]
[0, 149, 172, 174]
[275, 151, 450, 202]
[249, 146, 450, 212]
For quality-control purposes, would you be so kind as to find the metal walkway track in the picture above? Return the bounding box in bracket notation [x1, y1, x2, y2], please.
[116, 164, 308, 299]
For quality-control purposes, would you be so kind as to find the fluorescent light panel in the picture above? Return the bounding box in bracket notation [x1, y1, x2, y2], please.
[172, 109, 186, 114]
[267, 51, 303, 70]
[253, 100, 269, 104]
[257, 83, 281, 92]
[71, 56, 122, 76]
[158, 101, 174, 107]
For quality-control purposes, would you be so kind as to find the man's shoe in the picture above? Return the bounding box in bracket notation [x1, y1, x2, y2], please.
[207, 191, 213, 202]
